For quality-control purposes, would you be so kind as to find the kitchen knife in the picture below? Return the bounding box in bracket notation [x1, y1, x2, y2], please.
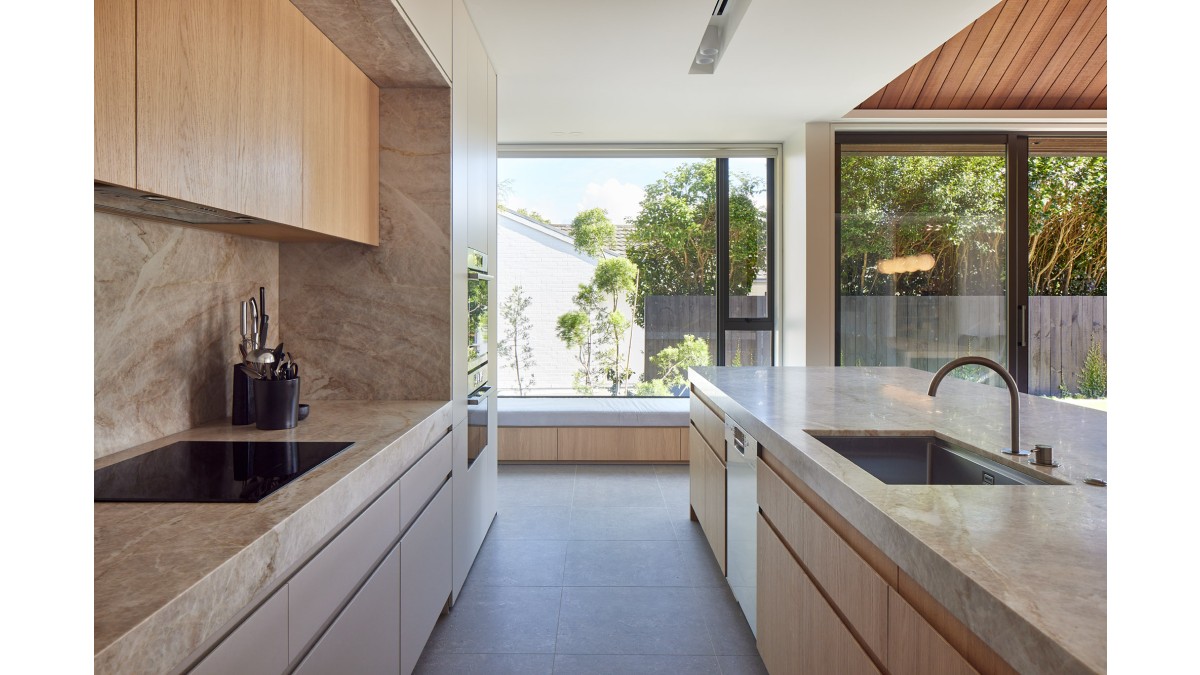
[259, 287, 267, 344]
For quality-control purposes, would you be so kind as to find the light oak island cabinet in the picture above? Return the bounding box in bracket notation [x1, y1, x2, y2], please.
[688, 385, 727, 573]
[756, 451, 1005, 675]
[687, 380, 1020, 675]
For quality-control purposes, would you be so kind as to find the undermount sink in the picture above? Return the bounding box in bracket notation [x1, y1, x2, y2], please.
[808, 434, 1053, 486]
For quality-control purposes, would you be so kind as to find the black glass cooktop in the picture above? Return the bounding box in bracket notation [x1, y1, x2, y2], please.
[94, 440, 355, 503]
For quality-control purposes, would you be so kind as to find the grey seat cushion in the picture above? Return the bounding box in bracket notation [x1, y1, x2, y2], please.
[497, 397, 690, 427]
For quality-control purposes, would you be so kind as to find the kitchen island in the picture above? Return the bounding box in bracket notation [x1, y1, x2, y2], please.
[94, 400, 452, 674]
[688, 366, 1106, 674]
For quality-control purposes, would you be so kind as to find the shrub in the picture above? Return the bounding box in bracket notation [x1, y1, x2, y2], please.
[1076, 339, 1107, 399]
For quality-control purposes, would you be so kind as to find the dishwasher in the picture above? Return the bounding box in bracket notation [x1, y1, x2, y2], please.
[725, 415, 758, 636]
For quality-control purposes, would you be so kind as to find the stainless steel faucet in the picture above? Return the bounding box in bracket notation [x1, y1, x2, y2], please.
[927, 356, 1025, 456]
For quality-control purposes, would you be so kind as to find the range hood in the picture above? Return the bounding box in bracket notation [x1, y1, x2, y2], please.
[94, 182, 276, 226]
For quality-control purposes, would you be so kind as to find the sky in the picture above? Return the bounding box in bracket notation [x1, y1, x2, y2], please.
[500, 157, 768, 225]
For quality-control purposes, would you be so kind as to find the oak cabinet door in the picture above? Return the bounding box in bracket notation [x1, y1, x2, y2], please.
[95, 0, 135, 185]
[689, 423, 707, 525]
[301, 20, 379, 245]
[702, 439, 726, 574]
[757, 515, 881, 675]
[888, 588, 980, 675]
[137, 0, 304, 225]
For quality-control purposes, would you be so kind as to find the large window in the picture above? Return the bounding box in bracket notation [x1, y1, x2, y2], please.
[496, 154, 774, 397]
[836, 133, 1107, 404]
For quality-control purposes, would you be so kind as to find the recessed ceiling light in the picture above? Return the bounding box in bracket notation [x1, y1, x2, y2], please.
[689, 0, 752, 75]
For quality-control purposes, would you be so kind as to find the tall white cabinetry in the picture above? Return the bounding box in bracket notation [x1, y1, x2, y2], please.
[450, 0, 499, 601]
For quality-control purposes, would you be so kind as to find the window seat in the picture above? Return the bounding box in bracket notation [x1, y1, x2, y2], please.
[496, 397, 690, 463]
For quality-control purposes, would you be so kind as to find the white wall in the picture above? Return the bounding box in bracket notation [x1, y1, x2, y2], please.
[495, 212, 645, 395]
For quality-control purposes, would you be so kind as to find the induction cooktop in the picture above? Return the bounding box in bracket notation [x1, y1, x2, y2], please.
[94, 440, 356, 503]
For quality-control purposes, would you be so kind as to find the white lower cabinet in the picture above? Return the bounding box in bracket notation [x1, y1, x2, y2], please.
[183, 432, 460, 675]
[190, 586, 289, 675]
[400, 480, 453, 674]
[293, 544, 400, 674]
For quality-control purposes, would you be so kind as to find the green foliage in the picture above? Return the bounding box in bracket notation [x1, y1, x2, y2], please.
[634, 379, 672, 396]
[637, 335, 711, 396]
[570, 207, 617, 258]
[839, 154, 1006, 297]
[838, 152, 1107, 298]
[513, 207, 551, 224]
[593, 258, 638, 297]
[497, 286, 536, 396]
[626, 161, 766, 325]
[556, 208, 639, 396]
[1028, 156, 1107, 295]
[1076, 339, 1107, 399]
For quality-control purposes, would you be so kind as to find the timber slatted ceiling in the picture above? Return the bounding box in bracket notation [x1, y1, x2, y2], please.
[857, 0, 1106, 110]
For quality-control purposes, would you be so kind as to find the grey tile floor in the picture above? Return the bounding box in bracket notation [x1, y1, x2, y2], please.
[415, 464, 768, 675]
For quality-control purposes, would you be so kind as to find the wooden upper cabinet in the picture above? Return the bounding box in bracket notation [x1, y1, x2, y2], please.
[137, 0, 305, 226]
[302, 21, 380, 246]
[399, 0, 453, 81]
[95, 0, 135, 186]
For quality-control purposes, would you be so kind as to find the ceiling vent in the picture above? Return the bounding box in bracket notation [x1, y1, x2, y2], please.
[690, 0, 752, 74]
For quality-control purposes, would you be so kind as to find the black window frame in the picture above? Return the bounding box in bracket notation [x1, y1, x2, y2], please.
[833, 131, 1105, 392]
[716, 157, 776, 366]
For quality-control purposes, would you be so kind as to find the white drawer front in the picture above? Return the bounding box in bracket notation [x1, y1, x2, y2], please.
[293, 544, 401, 675]
[189, 585, 287, 675]
[400, 480, 453, 675]
[401, 432, 452, 532]
[288, 481, 400, 661]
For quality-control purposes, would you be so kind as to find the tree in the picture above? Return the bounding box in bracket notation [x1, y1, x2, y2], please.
[838, 154, 1007, 297]
[497, 286, 536, 395]
[1028, 156, 1107, 295]
[625, 161, 767, 325]
[838, 153, 1106, 298]
[635, 334, 711, 396]
[556, 208, 640, 395]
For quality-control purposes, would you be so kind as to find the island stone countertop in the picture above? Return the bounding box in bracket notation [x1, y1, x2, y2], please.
[94, 400, 452, 675]
[689, 366, 1106, 675]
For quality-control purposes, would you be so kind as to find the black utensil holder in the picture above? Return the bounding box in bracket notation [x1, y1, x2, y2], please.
[254, 378, 300, 430]
[232, 365, 255, 425]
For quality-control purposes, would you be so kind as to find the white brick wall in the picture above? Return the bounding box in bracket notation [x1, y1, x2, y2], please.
[496, 212, 645, 395]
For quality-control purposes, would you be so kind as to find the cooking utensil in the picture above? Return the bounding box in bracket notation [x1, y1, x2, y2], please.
[238, 363, 263, 380]
[248, 298, 260, 349]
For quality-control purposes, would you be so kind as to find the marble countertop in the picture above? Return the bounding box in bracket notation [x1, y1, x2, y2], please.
[689, 366, 1106, 675]
[94, 400, 453, 674]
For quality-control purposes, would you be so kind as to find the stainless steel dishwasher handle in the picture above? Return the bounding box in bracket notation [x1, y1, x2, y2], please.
[732, 427, 746, 456]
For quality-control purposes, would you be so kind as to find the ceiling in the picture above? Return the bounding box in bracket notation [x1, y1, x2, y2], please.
[462, 0, 998, 144]
[857, 0, 1106, 110]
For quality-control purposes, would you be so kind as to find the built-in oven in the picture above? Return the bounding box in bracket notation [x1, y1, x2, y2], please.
[466, 248, 492, 468]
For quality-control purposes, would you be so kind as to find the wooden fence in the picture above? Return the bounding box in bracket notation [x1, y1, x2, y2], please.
[839, 296, 1107, 396]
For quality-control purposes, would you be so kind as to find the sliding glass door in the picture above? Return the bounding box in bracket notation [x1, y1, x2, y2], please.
[837, 135, 1009, 387]
[836, 132, 1107, 400]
